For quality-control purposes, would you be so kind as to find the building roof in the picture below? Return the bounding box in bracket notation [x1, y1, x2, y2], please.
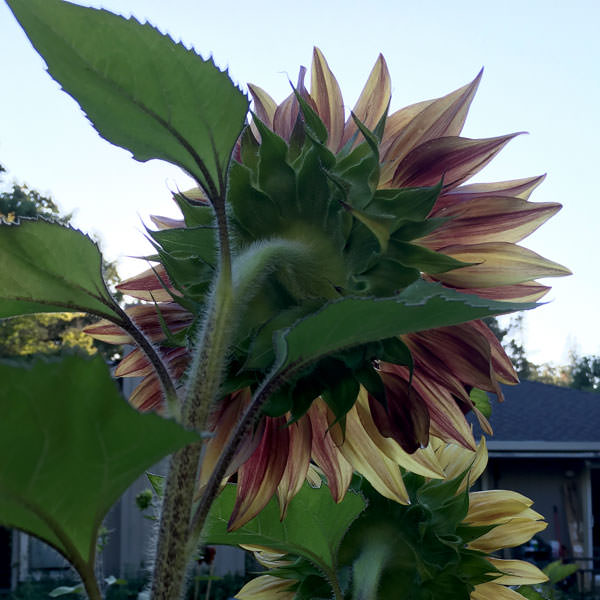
[472, 380, 600, 454]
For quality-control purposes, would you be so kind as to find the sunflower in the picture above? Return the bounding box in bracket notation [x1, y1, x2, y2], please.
[85, 49, 568, 528]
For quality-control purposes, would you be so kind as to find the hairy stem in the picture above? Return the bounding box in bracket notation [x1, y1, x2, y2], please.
[151, 190, 235, 600]
[150, 442, 203, 599]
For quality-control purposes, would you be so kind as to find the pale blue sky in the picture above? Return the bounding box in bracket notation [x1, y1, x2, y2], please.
[1, 0, 598, 365]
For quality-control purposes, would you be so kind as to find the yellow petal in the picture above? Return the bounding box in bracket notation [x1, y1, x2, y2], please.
[355, 389, 444, 479]
[234, 575, 295, 600]
[436, 436, 488, 492]
[436, 242, 572, 288]
[311, 47, 345, 151]
[471, 582, 529, 600]
[341, 53, 391, 148]
[468, 518, 547, 553]
[487, 558, 549, 585]
[329, 404, 410, 504]
[466, 489, 534, 524]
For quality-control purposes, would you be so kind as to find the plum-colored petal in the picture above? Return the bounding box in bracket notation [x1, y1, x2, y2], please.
[311, 48, 345, 151]
[461, 281, 550, 303]
[115, 346, 187, 378]
[382, 71, 482, 180]
[308, 398, 353, 503]
[228, 416, 290, 530]
[129, 375, 163, 412]
[391, 133, 520, 190]
[470, 320, 519, 386]
[435, 242, 572, 288]
[471, 582, 530, 600]
[85, 303, 191, 345]
[421, 197, 562, 248]
[116, 265, 178, 302]
[83, 319, 132, 344]
[373, 371, 430, 452]
[272, 66, 313, 141]
[329, 403, 410, 504]
[355, 390, 444, 479]
[197, 389, 262, 491]
[341, 53, 391, 148]
[487, 558, 548, 585]
[276, 417, 312, 519]
[439, 175, 546, 208]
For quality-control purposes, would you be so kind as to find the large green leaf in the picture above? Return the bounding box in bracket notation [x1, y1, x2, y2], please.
[7, 0, 249, 194]
[271, 279, 537, 378]
[0, 355, 198, 570]
[0, 219, 119, 320]
[203, 483, 365, 576]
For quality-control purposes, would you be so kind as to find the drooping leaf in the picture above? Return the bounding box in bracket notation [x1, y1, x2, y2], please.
[0, 219, 119, 320]
[7, 0, 249, 194]
[202, 482, 365, 576]
[0, 355, 198, 571]
[470, 388, 492, 419]
[269, 279, 537, 379]
[149, 226, 217, 264]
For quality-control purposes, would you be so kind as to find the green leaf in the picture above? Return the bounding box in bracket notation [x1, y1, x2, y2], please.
[48, 585, 84, 597]
[517, 586, 546, 600]
[202, 482, 365, 576]
[387, 240, 473, 273]
[470, 388, 492, 419]
[0, 355, 198, 572]
[149, 226, 217, 264]
[146, 472, 165, 497]
[544, 560, 578, 584]
[172, 193, 214, 228]
[7, 0, 248, 194]
[0, 219, 119, 320]
[270, 280, 536, 380]
[368, 183, 442, 222]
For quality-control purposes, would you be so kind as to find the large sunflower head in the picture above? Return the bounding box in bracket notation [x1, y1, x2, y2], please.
[85, 49, 569, 528]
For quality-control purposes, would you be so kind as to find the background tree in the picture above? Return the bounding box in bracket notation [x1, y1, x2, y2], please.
[0, 164, 121, 360]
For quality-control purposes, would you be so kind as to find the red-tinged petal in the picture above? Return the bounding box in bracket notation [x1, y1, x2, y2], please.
[272, 66, 313, 141]
[197, 389, 262, 491]
[115, 347, 152, 377]
[458, 281, 550, 303]
[391, 133, 521, 190]
[311, 48, 345, 151]
[435, 242, 572, 288]
[329, 404, 410, 504]
[116, 265, 178, 302]
[228, 416, 290, 530]
[83, 319, 132, 344]
[149, 214, 185, 230]
[421, 197, 562, 248]
[115, 346, 188, 378]
[437, 175, 546, 209]
[382, 71, 482, 179]
[407, 323, 504, 399]
[470, 320, 519, 386]
[355, 390, 445, 479]
[129, 375, 163, 412]
[276, 418, 312, 519]
[384, 364, 476, 450]
[372, 372, 430, 452]
[341, 53, 391, 148]
[308, 399, 353, 503]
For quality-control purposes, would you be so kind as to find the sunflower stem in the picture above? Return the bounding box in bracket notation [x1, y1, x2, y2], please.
[151, 189, 236, 600]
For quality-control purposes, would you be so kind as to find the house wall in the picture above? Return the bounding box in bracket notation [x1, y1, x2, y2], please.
[488, 457, 588, 557]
